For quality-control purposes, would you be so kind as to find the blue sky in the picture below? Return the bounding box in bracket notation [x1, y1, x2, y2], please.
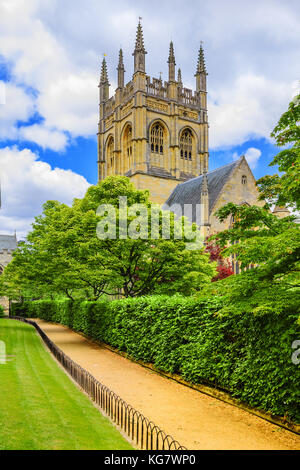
[0, 0, 299, 237]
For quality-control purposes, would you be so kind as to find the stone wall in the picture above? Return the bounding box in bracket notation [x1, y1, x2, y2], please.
[129, 172, 179, 204]
[0, 249, 13, 314]
[209, 158, 265, 234]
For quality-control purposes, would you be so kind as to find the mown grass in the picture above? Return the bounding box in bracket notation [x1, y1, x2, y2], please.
[0, 319, 133, 450]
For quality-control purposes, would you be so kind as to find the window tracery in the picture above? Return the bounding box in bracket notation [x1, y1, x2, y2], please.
[180, 129, 193, 160]
[124, 126, 132, 157]
[150, 123, 164, 154]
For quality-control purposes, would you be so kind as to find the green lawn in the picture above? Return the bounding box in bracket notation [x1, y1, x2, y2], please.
[0, 319, 133, 450]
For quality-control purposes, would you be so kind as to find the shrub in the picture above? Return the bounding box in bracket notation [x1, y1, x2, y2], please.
[11, 296, 300, 423]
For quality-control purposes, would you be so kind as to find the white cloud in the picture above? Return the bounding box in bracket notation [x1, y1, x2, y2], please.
[208, 74, 293, 149]
[234, 147, 262, 169]
[0, 81, 35, 140]
[0, 0, 98, 146]
[37, 72, 98, 137]
[244, 148, 262, 169]
[0, 0, 299, 152]
[0, 146, 90, 238]
[19, 124, 68, 152]
[0, 81, 68, 150]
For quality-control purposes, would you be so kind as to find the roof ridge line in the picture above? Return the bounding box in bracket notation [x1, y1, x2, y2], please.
[180, 158, 240, 186]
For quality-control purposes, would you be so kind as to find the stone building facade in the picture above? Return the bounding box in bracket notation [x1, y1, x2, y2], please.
[96, 22, 267, 232]
[0, 234, 17, 312]
[164, 156, 265, 238]
[97, 20, 289, 269]
[97, 21, 209, 204]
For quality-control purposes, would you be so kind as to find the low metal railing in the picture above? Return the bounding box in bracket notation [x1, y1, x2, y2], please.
[11, 316, 187, 451]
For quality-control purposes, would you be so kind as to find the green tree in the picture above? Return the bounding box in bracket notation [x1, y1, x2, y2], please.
[256, 92, 300, 210]
[2, 176, 215, 300]
[204, 203, 300, 317]
[206, 94, 300, 316]
[212, 203, 299, 283]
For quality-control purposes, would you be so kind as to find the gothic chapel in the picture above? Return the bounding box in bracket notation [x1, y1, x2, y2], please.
[97, 21, 273, 238]
[97, 21, 208, 200]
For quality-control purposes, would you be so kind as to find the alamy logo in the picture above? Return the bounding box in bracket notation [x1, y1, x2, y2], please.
[96, 197, 205, 250]
[291, 340, 300, 365]
[0, 340, 15, 364]
[0, 81, 5, 105]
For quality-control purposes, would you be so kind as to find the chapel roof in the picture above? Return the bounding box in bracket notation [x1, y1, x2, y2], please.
[0, 234, 18, 253]
[163, 157, 244, 223]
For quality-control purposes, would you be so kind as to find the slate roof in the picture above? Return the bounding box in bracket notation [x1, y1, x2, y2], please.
[0, 234, 18, 253]
[163, 158, 242, 223]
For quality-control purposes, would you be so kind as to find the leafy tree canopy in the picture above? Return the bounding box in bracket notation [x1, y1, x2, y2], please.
[1, 176, 215, 301]
[207, 93, 300, 315]
[256, 92, 300, 210]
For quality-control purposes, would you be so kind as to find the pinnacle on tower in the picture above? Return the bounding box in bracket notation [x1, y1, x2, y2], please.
[118, 48, 125, 70]
[167, 40, 176, 82]
[134, 20, 147, 54]
[100, 57, 109, 85]
[195, 43, 207, 93]
[177, 68, 183, 87]
[117, 48, 125, 88]
[167, 41, 176, 64]
[195, 43, 207, 76]
[99, 56, 110, 102]
[132, 19, 147, 73]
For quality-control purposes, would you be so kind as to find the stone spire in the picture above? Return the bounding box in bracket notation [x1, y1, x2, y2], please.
[117, 48, 125, 88]
[133, 19, 147, 73]
[177, 68, 183, 87]
[134, 20, 146, 53]
[196, 43, 207, 74]
[195, 43, 207, 93]
[100, 57, 109, 85]
[201, 171, 208, 195]
[99, 57, 110, 102]
[200, 171, 209, 226]
[168, 41, 176, 82]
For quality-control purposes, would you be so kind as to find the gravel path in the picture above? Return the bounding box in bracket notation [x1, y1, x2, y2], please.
[34, 319, 300, 450]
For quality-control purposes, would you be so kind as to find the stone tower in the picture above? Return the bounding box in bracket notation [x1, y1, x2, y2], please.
[97, 21, 209, 204]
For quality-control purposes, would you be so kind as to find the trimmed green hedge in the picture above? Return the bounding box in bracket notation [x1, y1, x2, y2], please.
[11, 296, 300, 422]
[0, 304, 4, 317]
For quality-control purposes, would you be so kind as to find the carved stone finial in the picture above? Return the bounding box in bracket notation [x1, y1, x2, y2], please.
[100, 57, 109, 85]
[195, 42, 207, 76]
[177, 68, 183, 87]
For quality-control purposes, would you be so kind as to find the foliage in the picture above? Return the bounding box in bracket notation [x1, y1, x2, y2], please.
[209, 203, 300, 315]
[256, 93, 300, 210]
[1, 176, 215, 301]
[205, 240, 234, 281]
[212, 204, 299, 277]
[12, 297, 300, 423]
[207, 93, 300, 318]
[0, 304, 4, 318]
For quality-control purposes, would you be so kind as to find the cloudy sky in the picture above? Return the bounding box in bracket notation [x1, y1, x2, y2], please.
[0, 0, 299, 238]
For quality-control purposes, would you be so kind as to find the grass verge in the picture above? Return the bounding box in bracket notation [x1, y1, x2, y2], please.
[0, 319, 133, 450]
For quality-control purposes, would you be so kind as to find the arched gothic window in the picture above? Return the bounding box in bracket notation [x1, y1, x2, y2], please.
[241, 175, 247, 185]
[180, 129, 193, 160]
[107, 136, 114, 169]
[150, 123, 164, 154]
[124, 126, 132, 158]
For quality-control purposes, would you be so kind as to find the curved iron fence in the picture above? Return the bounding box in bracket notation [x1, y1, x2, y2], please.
[11, 316, 187, 451]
